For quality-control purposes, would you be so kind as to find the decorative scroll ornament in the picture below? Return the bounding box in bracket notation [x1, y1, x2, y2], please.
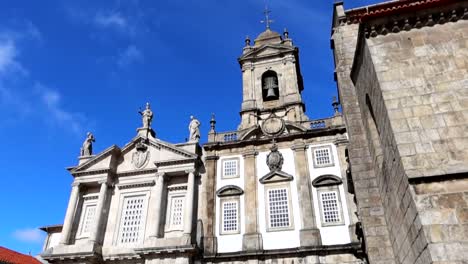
[266, 142, 283, 172]
[132, 141, 150, 169]
[261, 115, 285, 136]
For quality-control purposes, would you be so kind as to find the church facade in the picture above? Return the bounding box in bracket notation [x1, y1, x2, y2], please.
[40, 0, 468, 264]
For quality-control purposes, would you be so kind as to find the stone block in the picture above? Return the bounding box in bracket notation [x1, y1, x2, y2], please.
[299, 228, 321, 247]
[242, 233, 263, 252]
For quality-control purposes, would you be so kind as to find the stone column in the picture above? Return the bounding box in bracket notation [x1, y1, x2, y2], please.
[89, 181, 108, 243]
[242, 148, 262, 252]
[148, 172, 165, 239]
[60, 182, 81, 245]
[292, 142, 321, 246]
[183, 170, 196, 243]
[201, 155, 218, 256]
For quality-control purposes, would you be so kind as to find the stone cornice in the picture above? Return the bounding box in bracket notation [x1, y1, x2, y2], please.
[117, 180, 155, 190]
[72, 168, 111, 177]
[117, 168, 158, 177]
[154, 158, 197, 167]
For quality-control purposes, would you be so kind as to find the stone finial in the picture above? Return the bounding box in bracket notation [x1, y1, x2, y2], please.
[80, 132, 95, 156]
[245, 35, 251, 47]
[332, 96, 340, 115]
[209, 113, 216, 133]
[188, 115, 201, 142]
[283, 28, 289, 39]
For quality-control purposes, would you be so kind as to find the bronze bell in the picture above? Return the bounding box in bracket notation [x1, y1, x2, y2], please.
[264, 76, 278, 99]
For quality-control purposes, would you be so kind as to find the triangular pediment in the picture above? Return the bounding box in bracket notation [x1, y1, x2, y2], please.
[239, 44, 296, 61]
[117, 136, 198, 173]
[259, 170, 294, 184]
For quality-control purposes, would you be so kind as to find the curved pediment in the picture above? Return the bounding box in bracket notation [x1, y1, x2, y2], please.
[312, 175, 342, 187]
[259, 170, 294, 184]
[239, 44, 296, 61]
[239, 122, 308, 141]
[216, 185, 244, 197]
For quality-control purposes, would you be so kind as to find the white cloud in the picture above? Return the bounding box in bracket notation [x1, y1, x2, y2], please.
[94, 11, 128, 31]
[12, 228, 44, 244]
[117, 45, 143, 67]
[0, 39, 16, 73]
[37, 84, 86, 135]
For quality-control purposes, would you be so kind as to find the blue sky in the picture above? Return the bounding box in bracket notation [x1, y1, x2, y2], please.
[0, 0, 382, 255]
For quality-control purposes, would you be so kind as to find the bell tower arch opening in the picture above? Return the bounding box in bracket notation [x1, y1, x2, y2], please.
[262, 70, 279, 101]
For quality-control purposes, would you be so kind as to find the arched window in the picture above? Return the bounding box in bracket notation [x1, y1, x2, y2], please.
[262, 71, 279, 101]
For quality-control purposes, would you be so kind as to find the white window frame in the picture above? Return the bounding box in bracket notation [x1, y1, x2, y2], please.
[264, 184, 294, 232]
[77, 194, 98, 239]
[219, 198, 240, 235]
[311, 145, 335, 168]
[115, 191, 150, 246]
[221, 158, 240, 179]
[165, 189, 186, 232]
[317, 186, 345, 227]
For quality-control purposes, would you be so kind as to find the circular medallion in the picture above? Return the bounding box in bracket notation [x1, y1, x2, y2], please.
[261, 116, 285, 136]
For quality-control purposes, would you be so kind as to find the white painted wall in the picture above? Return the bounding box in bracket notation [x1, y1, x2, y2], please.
[215, 155, 245, 253]
[257, 148, 301, 250]
[46, 232, 61, 250]
[307, 143, 351, 245]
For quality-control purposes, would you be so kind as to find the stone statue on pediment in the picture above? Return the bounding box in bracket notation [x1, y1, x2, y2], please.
[189, 115, 200, 142]
[80, 132, 95, 156]
[139, 102, 153, 129]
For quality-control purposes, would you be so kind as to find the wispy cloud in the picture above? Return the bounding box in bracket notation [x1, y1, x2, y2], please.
[36, 83, 86, 135]
[94, 11, 128, 32]
[117, 45, 143, 68]
[0, 35, 26, 76]
[12, 228, 44, 244]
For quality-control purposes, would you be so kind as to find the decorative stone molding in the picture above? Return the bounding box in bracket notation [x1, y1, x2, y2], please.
[259, 171, 294, 184]
[312, 175, 343, 187]
[117, 168, 158, 177]
[82, 194, 98, 201]
[117, 180, 155, 190]
[167, 183, 188, 192]
[242, 150, 258, 158]
[72, 168, 111, 177]
[216, 185, 244, 197]
[154, 158, 197, 167]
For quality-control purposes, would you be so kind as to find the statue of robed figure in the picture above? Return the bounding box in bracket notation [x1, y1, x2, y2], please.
[80, 132, 95, 156]
[188, 115, 201, 142]
[139, 102, 153, 129]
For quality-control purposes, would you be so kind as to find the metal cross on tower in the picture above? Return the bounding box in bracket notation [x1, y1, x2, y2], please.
[261, 6, 274, 29]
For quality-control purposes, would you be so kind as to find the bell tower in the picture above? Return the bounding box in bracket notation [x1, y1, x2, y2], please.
[238, 24, 308, 130]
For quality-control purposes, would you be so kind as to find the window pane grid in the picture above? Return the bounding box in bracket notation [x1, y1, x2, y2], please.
[222, 201, 238, 233]
[170, 197, 185, 228]
[321, 191, 341, 223]
[118, 196, 145, 244]
[315, 148, 332, 166]
[81, 204, 96, 235]
[223, 160, 238, 177]
[268, 188, 290, 228]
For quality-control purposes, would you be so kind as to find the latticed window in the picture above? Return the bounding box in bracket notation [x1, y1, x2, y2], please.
[320, 191, 341, 224]
[79, 204, 96, 236]
[222, 201, 238, 233]
[169, 196, 185, 229]
[267, 188, 290, 229]
[314, 147, 333, 167]
[223, 159, 238, 178]
[118, 195, 147, 244]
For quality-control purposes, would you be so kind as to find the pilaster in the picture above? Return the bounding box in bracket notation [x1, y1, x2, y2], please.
[201, 155, 218, 256]
[242, 148, 263, 252]
[89, 180, 108, 244]
[291, 142, 321, 246]
[183, 169, 196, 244]
[148, 172, 166, 239]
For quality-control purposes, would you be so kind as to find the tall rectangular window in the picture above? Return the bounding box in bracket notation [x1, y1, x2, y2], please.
[221, 200, 239, 234]
[169, 196, 185, 229]
[78, 202, 97, 238]
[222, 159, 239, 178]
[312, 146, 334, 168]
[267, 188, 290, 229]
[320, 191, 342, 224]
[117, 195, 147, 245]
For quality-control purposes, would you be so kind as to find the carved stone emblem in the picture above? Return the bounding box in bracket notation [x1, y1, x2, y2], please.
[132, 141, 150, 169]
[266, 143, 283, 171]
[261, 115, 285, 136]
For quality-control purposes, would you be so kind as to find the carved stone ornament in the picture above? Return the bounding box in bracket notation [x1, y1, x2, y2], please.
[261, 115, 285, 136]
[132, 141, 150, 169]
[266, 143, 283, 172]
